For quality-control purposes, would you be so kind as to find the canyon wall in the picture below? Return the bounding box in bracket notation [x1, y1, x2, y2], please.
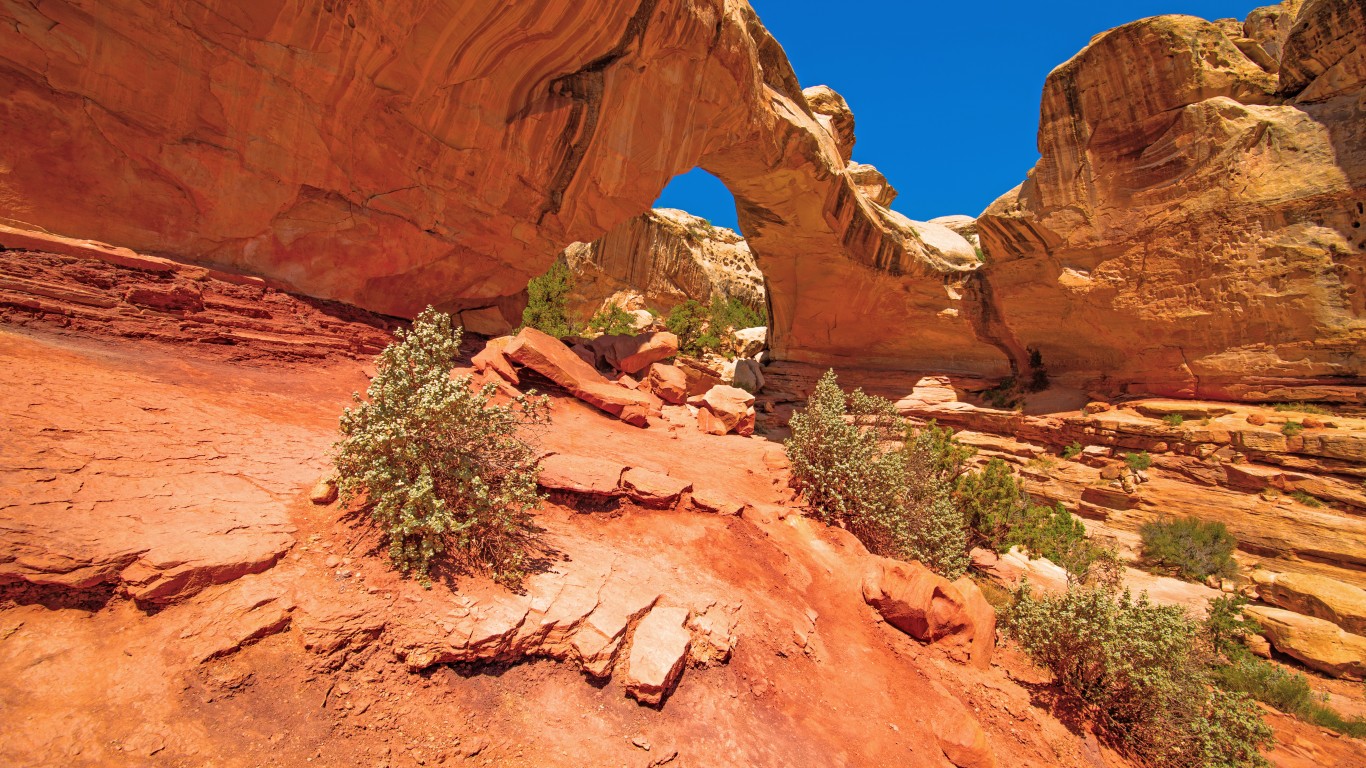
[0, 0, 1000, 372]
[977, 0, 1366, 401]
[560, 208, 765, 321]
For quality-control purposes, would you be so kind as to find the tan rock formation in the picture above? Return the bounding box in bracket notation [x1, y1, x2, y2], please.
[562, 209, 765, 320]
[0, 0, 1002, 373]
[977, 0, 1366, 401]
[1253, 570, 1366, 635]
[1245, 605, 1366, 680]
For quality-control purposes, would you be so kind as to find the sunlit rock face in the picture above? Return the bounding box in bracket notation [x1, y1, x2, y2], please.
[0, 0, 1000, 372]
[978, 0, 1366, 401]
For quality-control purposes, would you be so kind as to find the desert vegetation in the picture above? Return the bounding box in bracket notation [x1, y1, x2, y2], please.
[1139, 517, 1238, 583]
[334, 308, 550, 586]
[666, 296, 765, 358]
[521, 259, 575, 339]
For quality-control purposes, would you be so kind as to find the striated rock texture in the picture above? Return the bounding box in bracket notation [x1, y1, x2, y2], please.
[0, 0, 995, 372]
[977, 0, 1366, 401]
[561, 208, 764, 320]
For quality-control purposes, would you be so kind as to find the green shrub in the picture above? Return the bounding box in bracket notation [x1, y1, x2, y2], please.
[1139, 517, 1237, 582]
[585, 303, 637, 337]
[1061, 441, 1083, 460]
[1124, 451, 1153, 472]
[1163, 414, 1184, 427]
[1204, 596, 1366, 738]
[785, 371, 968, 578]
[1272, 402, 1330, 415]
[665, 300, 713, 356]
[708, 294, 765, 332]
[335, 308, 549, 586]
[1004, 585, 1273, 768]
[521, 260, 574, 339]
[956, 458, 1095, 579]
[1281, 421, 1304, 437]
[1289, 490, 1323, 508]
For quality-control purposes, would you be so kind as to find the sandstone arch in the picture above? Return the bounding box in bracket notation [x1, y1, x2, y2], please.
[0, 0, 1007, 374]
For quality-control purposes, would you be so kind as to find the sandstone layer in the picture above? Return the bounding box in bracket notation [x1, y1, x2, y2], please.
[976, 0, 1366, 401]
[0, 0, 995, 372]
[561, 208, 765, 321]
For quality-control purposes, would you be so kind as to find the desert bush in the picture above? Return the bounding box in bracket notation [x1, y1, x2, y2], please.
[1139, 517, 1237, 582]
[335, 308, 549, 586]
[1272, 402, 1330, 415]
[1204, 596, 1366, 738]
[1163, 414, 1184, 427]
[585, 303, 637, 337]
[1004, 585, 1273, 768]
[665, 300, 716, 356]
[665, 296, 766, 357]
[1289, 490, 1323, 508]
[708, 294, 765, 332]
[956, 458, 1096, 580]
[1061, 441, 1083, 460]
[1124, 450, 1153, 472]
[521, 260, 575, 339]
[785, 370, 968, 578]
[1281, 420, 1304, 437]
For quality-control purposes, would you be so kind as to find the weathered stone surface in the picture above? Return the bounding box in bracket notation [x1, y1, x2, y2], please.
[861, 557, 984, 663]
[646, 363, 688, 405]
[951, 577, 998, 668]
[589, 332, 680, 376]
[934, 708, 998, 768]
[562, 209, 765, 321]
[976, 4, 1366, 400]
[621, 468, 692, 508]
[731, 358, 765, 394]
[732, 327, 767, 359]
[537, 454, 626, 497]
[505, 328, 652, 427]
[689, 489, 745, 516]
[624, 606, 692, 706]
[1245, 605, 1366, 680]
[1254, 571, 1366, 635]
[309, 478, 338, 506]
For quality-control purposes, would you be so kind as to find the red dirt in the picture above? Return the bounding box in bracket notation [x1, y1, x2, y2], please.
[1, 250, 1361, 768]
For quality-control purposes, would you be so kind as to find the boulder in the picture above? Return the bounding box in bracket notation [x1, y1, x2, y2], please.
[732, 327, 767, 359]
[308, 478, 337, 505]
[624, 606, 692, 706]
[689, 489, 744, 516]
[1252, 571, 1366, 635]
[1245, 606, 1366, 680]
[588, 332, 679, 376]
[731, 358, 765, 394]
[934, 709, 998, 768]
[471, 336, 519, 386]
[696, 385, 756, 437]
[537, 454, 626, 497]
[621, 468, 692, 509]
[646, 363, 688, 405]
[861, 557, 985, 664]
[504, 328, 652, 427]
[674, 358, 724, 397]
[951, 577, 998, 668]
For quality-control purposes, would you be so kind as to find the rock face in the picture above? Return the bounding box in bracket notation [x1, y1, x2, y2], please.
[0, 0, 994, 373]
[1254, 570, 1366, 635]
[562, 209, 765, 321]
[1245, 605, 1366, 680]
[976, 0, 1366, 401]
[861, 557, 994, 667]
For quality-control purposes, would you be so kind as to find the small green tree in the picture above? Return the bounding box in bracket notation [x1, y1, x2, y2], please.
[1124, 451, 1153, 472]
[335, 308, 549, 586]
[521, 260, 574, 339]
[585, 303, 637, 337]
[665, 300, 712, 355]
[1139, 517, 1238, 582]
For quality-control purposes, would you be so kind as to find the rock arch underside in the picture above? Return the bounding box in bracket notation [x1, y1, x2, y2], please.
[0, 0, 1363, 395]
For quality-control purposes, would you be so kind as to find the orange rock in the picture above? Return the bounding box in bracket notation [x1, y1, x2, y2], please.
[646, 363, 688, 405]
[505, 328, 652, 427]
[536, 454, 626, 497]
[696, 385, 756, 437]
[621, 468, 692, 509]
[861, 557, 985, 662]
[1247, 412, 1268, 426]
[623, 606, 692, 707]
[471, 336, 519, 386]
[588, 332, 679, 376]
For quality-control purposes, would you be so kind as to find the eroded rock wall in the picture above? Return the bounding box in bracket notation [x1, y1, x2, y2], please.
[561, 208, 765, 320]
[977, 0, 1366, 401]
[0, 0, 1001, 372]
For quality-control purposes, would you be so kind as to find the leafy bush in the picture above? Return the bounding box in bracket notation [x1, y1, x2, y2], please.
[956, 458, 1095, 579]
[1061, 441, 1083, 460]
[708, 295, 765, 332]
[1205, 596, 1366, 738]
[665, 300, 716, 356]
[1139, 517, 1237, 582]
[785, 370, 968, 578]
[1281, 421, 1303, 437]
[1163, 414, 1184, 427]
[1272, 402, 1330, 415]
[585, 303, 637, 337]
[1004, 585, 1273, 768]
[1289, 490, 1323, 508]
[1124, 451, 1153, 472]
[335, 308, 549, 586]
[665, 296, 765, 357]
[521, 260, 575, 339]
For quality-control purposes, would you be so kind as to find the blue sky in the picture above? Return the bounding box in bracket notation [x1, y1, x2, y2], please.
[654, 0, 1264, 230]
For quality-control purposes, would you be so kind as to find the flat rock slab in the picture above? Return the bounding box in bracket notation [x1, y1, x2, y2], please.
[537, 454, 626, 496]
[621, 468, 692, 508]
[624, 606, 692, 706]
[505, 327, 652, 427]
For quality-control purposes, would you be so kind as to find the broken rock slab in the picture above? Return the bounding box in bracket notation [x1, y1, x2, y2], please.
[1245, 605, 1366, 681]
[589, 332, 680, 376]
[1252, 570, 1366, 636]
[537, 454, 627, 497]
[624, 606, 692, 706]
[621, 468, 692, 509]
[505, 327, 652, 427]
